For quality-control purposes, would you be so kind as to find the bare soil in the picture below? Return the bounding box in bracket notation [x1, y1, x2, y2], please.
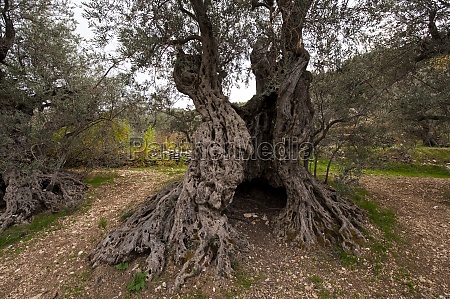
[0, 169, 448, 299]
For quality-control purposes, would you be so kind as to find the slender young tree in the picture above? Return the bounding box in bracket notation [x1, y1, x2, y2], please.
[88, 0, 366, 290]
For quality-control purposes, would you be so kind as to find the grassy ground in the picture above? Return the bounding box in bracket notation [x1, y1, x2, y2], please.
[0, 211, 68, 251]
[364, 163, 450, 178]
[312, 146, 450, 179]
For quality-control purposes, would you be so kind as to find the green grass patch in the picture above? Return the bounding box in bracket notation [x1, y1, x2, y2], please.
[413, 146, 450, 164]
[308, 275, 333, 298]
[115, 262, 129, 271]
[308, 159, 339, 178]
[120, 210, 134, 222]
[365, 163, 450, 178]
[312, 146, 450, 180]
[153, 164, 188, 177]
[309, 275, 323, 284]
[84, 171, 117, 187]
[127, 271, 147, 293]
[98, 217, 107, 230]
[351, 188, 398, 241]
[235, 270, 254, 290]
[335, 247, 359, 268]
[184, 290, 207, 299]
[61, 268, 93, 298]
[318, 289, 332, 299]
[0, 211, 67, 250]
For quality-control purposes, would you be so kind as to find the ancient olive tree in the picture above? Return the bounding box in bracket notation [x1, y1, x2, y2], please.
[88, 0, 366, 289]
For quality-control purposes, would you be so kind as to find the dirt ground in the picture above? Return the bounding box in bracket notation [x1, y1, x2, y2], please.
[0, 169, 449, 299]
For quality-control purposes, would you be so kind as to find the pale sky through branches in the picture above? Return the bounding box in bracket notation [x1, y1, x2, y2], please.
[70, 0, 256, 107]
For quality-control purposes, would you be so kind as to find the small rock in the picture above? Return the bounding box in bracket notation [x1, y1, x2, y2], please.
[131, 264, 140, 272]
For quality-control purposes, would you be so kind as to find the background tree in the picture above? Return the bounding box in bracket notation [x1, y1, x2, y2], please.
[0, 0, 137, 232]
[363, 0, 450, 146]
[307, 0, 450, 174]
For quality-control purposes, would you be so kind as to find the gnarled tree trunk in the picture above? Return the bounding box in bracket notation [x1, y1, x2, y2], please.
[237, 50, 364, 252]
[90, 0, 365, 291]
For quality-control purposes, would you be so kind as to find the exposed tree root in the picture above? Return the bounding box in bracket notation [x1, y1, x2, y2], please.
[90, 182, 181, 275]
[0, 168, 87, 233]
[273, 164, 366, 253]
[91, 118, 251, 292]
[90, 177, 247, 292]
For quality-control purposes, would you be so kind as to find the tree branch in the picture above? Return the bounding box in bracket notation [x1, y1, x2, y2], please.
[428, 9, 441, 41]
[417, 115, 450, 122]
[313, 114, 364, 148]
[189, 0, 220, 85]
[177, 0, 198, 22]
[169, 35, 202, 45]
[436, 0, 450, 8]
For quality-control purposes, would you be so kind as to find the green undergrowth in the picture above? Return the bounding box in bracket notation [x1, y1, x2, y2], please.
[412, 146, 450, 164]
[153, 164, 188, 177]
[0, 175, 99, 253]
[351, 188, 398, 241]
[365, 163, 450, 178]
[61, 268, 93, 299]
[313, 145, 450, 179]
[129, 164, 187, 178]
[0, 211, 68, 251]
[184, 290, 208, 299]
[308, 275, 333, 298]
[334, 185, 399, 271]
[217, 262, 257, 298]
[127, 271, 148, 293]
[84, 171, 118, 187]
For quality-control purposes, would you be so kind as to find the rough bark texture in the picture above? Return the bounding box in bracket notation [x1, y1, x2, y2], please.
[91, 0, 252, 291]
[90, 72, 252, 290]
[90, 0, 366, 291]
[0, 169, 87, 233]
[0, 0, 15, 64]
[236, 55, 365, 252]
